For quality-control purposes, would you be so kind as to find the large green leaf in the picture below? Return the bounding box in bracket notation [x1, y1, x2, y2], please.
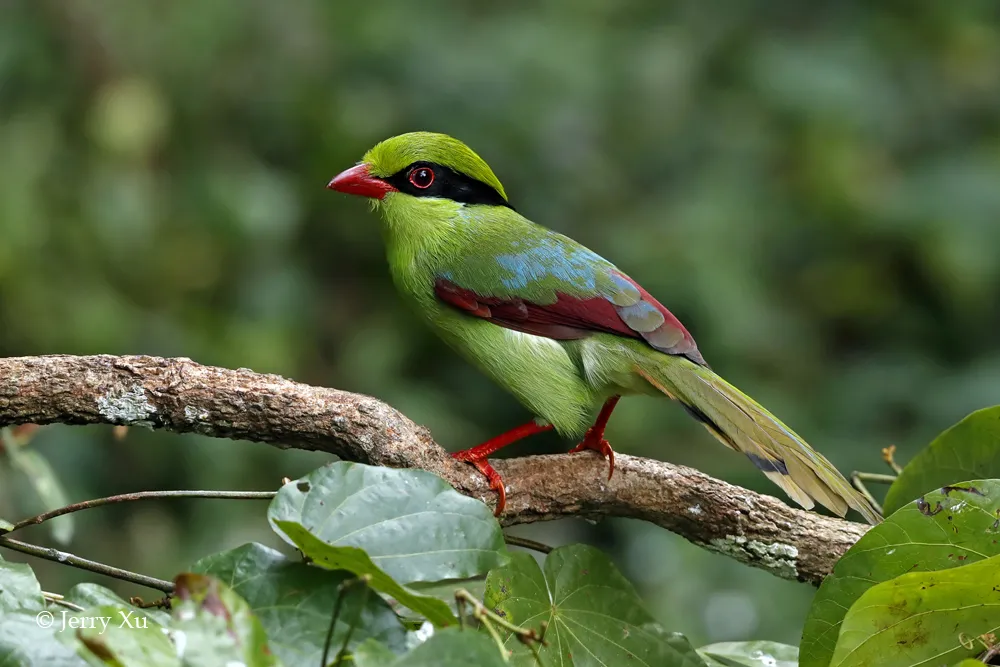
[830, 554, 1000, 667]
[699, 641, 799, 667]
[273, 520, 457, 627]
[72, 604, 178, 667]
[353, 628, 507, 667]
[800, 479, 1000, 667]
[883, 406, 1000, 515]
[0, 611, 87, 667]
[64, 583, 170, 627]
[55, 578, 286, 667]
[193, 542, 407, 665]
[486, 545, 709, 667]
[353, 638, 399, 667]
[0, 567, 169, 667]
[268, 462, 507, 585]
[0, 554, 44, 612]
[170, 573, 278, 667]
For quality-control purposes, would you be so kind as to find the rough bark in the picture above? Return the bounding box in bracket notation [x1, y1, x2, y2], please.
[0, 354, 868, 584]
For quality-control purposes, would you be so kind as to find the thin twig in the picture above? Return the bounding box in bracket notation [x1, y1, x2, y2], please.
[850, 473, 882, 516]
[2, 490, 276, 535]
[480, 606, 510, 661]
[850, 472, 896, 516]
[130, 595, 172, 609]
[881, 445, 903, 474]
[853, 472, 898, 485]
[0, 536, 174, 593]
[320, 587, 347, 667]
[502, 534, 553, 554]
[334, 581, 371, 667]
[524, 629, 546, 664]
[456, 593, 505, 659]
[43, 591, 84, 612]
[455, 588, 546, 664]
[321, 576, 370, 667]
[978, 631, 999, 663]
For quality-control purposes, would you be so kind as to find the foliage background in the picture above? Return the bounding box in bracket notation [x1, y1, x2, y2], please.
[2, 0, 1000, 646]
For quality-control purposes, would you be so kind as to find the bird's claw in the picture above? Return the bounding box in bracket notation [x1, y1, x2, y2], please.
[569, 429, 616, 481]
[452, 451, 507, 516]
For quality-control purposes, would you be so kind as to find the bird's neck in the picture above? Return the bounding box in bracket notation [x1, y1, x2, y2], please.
[376, 195, 465, 295]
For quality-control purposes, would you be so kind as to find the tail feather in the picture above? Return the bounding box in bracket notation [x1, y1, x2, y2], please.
[763, 469, 816, 511]
[636, 362, 881, 525]
[782, 457, 848, 516]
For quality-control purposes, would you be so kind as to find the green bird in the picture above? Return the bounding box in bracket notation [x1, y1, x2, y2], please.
[327, 131, 881, 524]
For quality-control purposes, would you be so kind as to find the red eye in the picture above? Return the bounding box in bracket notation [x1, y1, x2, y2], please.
[408, 167, 435, 189]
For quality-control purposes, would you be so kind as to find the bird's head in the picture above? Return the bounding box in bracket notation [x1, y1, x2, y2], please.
[327, 132, 511, 213]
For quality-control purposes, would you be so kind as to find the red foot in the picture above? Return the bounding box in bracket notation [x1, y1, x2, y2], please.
[451, 421, 553, 516]
[451, 452, 507, 516]
[569, 395, 621, 481]
[569, 430, 616, 480]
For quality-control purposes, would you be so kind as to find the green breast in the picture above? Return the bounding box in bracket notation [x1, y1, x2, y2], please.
[377, 197, 603, 435]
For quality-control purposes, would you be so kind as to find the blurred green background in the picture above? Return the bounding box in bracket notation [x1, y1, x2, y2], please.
[3, 0, 1000, 646]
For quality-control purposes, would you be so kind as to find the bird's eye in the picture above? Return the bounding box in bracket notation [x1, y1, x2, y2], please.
[408, 167, 435, 189]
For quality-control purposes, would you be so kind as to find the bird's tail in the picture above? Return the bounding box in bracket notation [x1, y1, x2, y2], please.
[636, 358, 881, 524]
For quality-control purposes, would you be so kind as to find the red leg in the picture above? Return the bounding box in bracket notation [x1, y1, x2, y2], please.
[452, 421, 554, 516]
[569, 396, 620, 481]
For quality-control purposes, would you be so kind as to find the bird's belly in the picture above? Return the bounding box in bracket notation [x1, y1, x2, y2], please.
[432, 313, 600, 436]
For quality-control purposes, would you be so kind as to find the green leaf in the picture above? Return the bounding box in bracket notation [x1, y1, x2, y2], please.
[699, 641, 799, 666]
[171, 573, 278, 667]
[0, 518, 14, 532]
[397, 577, 488, 623]
[353, 638, 398, 667]
[72, 604, 177, 667]
[268, 462, 507, 585]
[883, 406, 1000, 515]
[193, 542, 408, 665]
[64, 583, 170, 627]
[0, 611, 87, 667]
[273, 520, 457, 627]
[0, 554, 44, 612]
[951, 662, 988, 667]
[356, 628, 507, 666]
[486, 545, 709, 667]
[800, 480, 1000, 667]
[830, 554, 1000, 667]
[0, 570, 168, 666]
[5, 445, 74, 544]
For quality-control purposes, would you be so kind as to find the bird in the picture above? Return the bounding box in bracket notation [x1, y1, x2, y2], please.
[326, 131, 881, 524]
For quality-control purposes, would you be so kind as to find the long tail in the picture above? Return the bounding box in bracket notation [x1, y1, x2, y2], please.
[636, 359, 881, 525]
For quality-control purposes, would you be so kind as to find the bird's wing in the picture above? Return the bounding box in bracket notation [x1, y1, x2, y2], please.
[434, 226, 705, 365]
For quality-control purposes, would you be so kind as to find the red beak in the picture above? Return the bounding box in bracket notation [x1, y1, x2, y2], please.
[327, 163, 397, 200]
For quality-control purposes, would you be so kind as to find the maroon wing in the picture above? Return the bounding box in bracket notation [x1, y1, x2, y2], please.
[434, 272, 706, 366]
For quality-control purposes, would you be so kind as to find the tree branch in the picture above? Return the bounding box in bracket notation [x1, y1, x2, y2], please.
[0, 354, 868, 584]
[0, 535, 175, 592]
